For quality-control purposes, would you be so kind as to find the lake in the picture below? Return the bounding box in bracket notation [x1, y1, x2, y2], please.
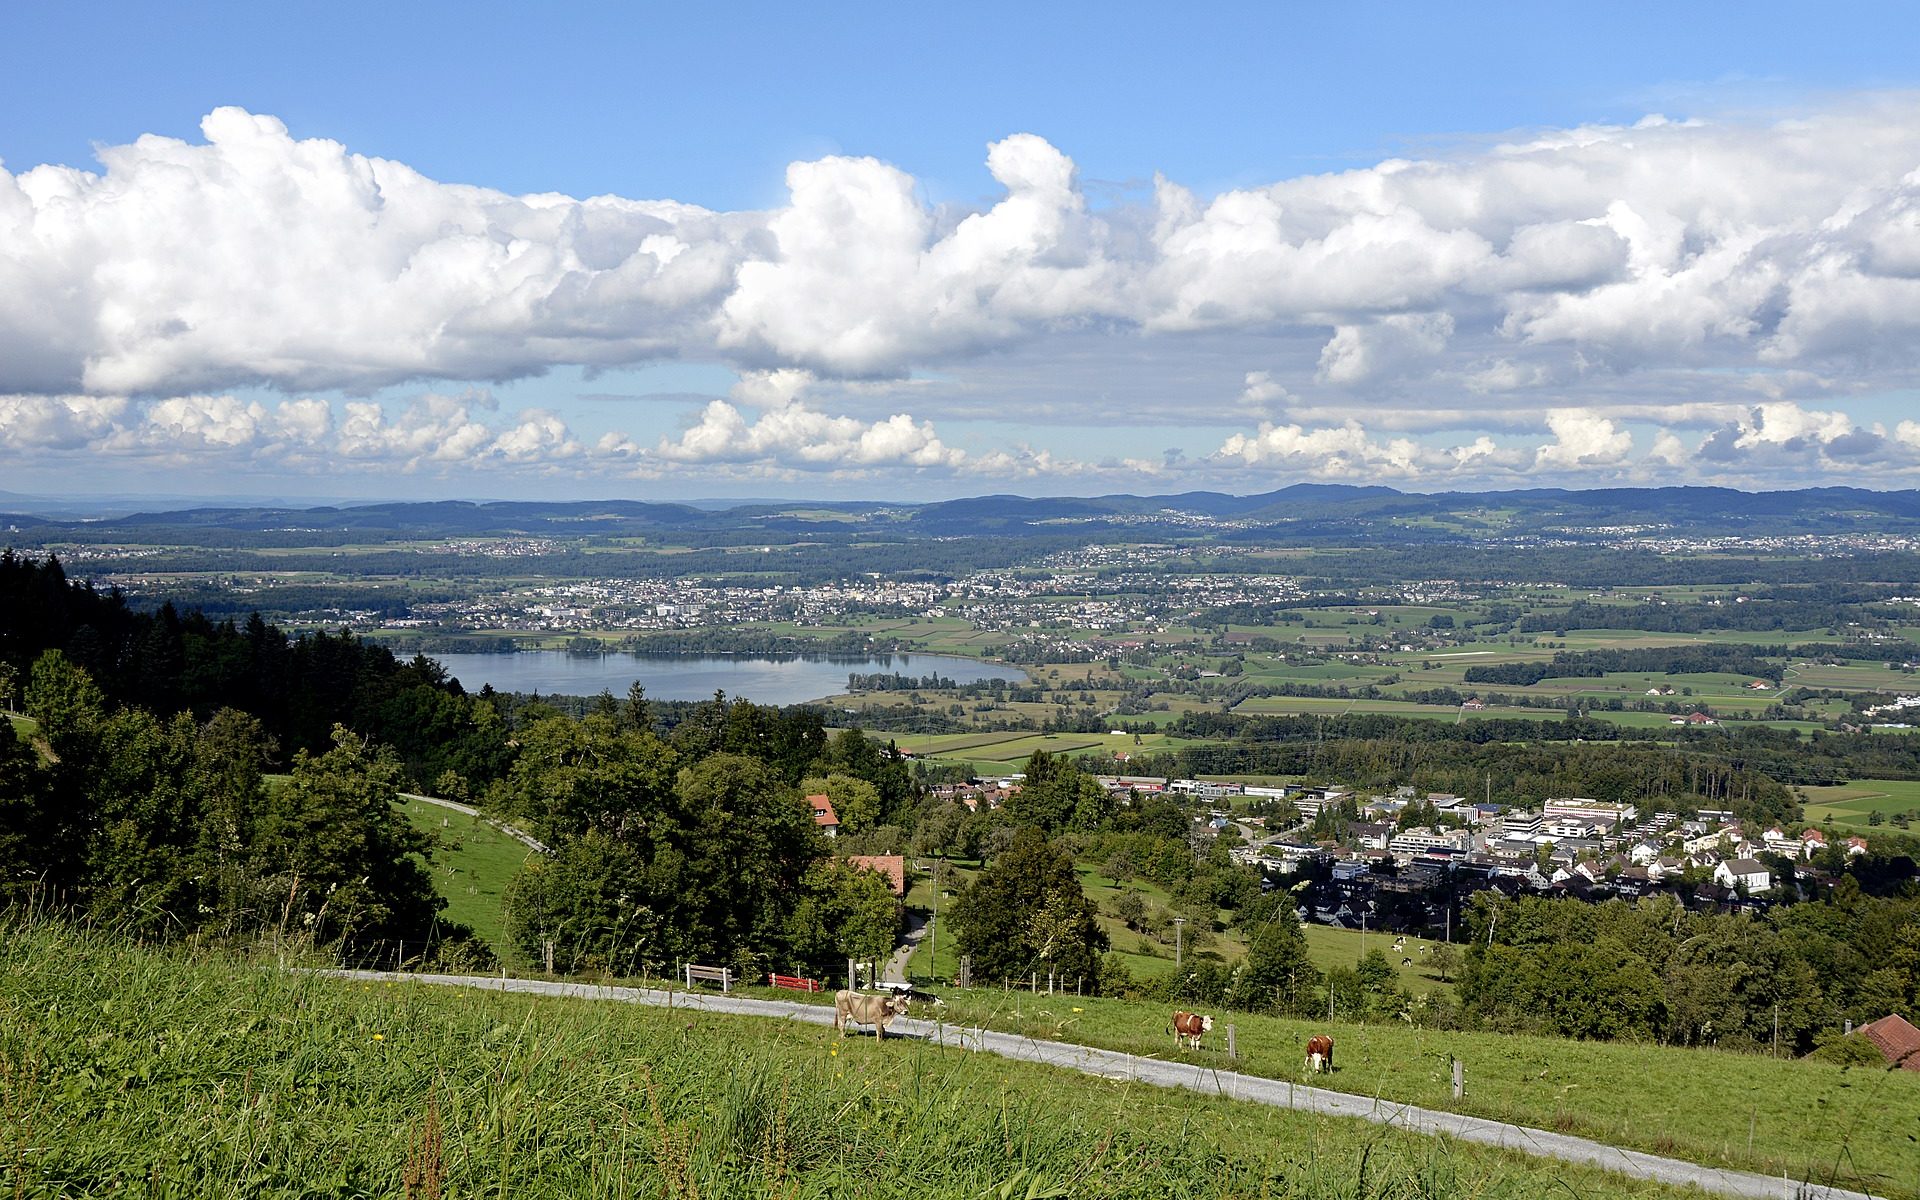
[431, 650, 1027, 706]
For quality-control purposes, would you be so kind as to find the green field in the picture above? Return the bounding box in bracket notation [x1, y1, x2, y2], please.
[0, 919, 1726, 1200]
[913, 986, 1920, 1197]
[400, 796, 537, 958]
[888, 729, 1192, 773]
[1800, 778, 1920, 830]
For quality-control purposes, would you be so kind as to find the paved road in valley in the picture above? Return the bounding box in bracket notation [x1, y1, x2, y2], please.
[321, 969, 1882, 1200]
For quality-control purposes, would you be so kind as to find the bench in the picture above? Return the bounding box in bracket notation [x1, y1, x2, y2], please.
[684, 963, 733, 993]
[771, 973, 823, 993]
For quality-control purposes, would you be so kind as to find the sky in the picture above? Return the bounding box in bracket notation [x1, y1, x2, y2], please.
[5, 1, 1920, 503]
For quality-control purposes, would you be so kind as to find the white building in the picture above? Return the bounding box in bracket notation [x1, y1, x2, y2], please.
[1712, 858, 1772, 894]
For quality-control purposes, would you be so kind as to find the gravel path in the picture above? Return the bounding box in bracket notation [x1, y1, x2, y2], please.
[323, 969, 1881, 1200]
[881, 909, 929, 983]
[401, 793, 548, 853]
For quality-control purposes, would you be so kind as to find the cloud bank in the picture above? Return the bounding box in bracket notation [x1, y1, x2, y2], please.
[8, 99, 1920, 488]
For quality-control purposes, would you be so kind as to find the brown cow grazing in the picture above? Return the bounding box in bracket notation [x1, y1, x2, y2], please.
[1171, 1010, 1214, 1049]
[834, 989, 911, 1041]
[1304, 1034, 1335, 1074]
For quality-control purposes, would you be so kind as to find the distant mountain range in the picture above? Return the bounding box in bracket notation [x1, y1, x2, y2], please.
[5, 484, 1920, 545]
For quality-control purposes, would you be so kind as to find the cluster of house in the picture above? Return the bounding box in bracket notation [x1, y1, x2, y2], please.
[1272, 798, 1889, 927]
[913, 771, 1895, 923]
[927, 780, 1019, 811]
[807, 792, 909, 900]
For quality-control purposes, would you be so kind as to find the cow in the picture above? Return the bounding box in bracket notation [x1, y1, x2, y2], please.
[1171, 1010, 1214, 1050]
[1304, 1034, 1335, 1074]
[834, 989, 911, 1041]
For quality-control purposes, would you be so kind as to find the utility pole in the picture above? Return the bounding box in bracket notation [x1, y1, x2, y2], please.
[1173, 917, 1186, 969]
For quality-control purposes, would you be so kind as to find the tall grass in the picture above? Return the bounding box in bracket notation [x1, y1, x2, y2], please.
[1, 917, 1732, 1199]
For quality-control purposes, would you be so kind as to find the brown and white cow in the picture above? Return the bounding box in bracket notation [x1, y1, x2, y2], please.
[834, 989, 911, 1041]
[1304, 1034, 1335, 1074]
[1171, 1010, 1214, 1049]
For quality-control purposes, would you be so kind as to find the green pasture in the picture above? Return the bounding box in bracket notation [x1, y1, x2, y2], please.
[917, 986, 1920, 1197]
[1800, 778, 1920, 830]
[1299, 923, 1456, 994]
[400, 796, 537, 958]
[890, 729, 1194, 771]
[5, 920, 1710, 1200]
[1788, 659, 1920, 692]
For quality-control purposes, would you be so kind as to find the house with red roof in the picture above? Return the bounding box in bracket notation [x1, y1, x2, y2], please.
[1858, 1014, 1920, 1072]
[847, 854, 906, 897]
[807, 793, 839, 838]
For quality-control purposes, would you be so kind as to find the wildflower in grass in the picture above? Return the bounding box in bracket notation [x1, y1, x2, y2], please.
[372, 1033, 384, 1041]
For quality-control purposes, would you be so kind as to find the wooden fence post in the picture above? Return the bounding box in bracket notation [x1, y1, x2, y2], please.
[1451, 1057, 1464, 1099]
[1227, 1024, 1238, 1061]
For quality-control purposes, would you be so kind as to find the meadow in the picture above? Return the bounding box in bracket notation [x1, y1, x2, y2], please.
[400, 797, 538, 959]
[1800, 778, 1920, 830]
[895, 986, 1920, 1197]
[0, 919, 1735, 1200]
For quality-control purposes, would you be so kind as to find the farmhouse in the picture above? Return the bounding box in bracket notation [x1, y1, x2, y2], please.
[1858, 1013, 1920, 1072]
[846, 854, 907, 897]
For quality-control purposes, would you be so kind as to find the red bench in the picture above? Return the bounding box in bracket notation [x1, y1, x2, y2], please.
[771, 974, 823, 992]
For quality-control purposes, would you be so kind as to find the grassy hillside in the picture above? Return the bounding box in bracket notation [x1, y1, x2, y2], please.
[397, 806, 1913, 1193]
[911, 987, 1919, 1198]
[400, 797, 536, 957]
[0, 920, 1724, 1200]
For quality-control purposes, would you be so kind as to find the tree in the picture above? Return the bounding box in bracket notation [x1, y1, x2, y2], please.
[811, 727, 913, 821]
[494, 713, 680, 847]
[254, 726, 441, 952]
[949, 827, 1107, 989]
[673, 753, 826, 965]
[1109, 888, 1148, 930]
[1003, 751, 1112, 834]
[801, 773, 882, 834]
[1428, 942, 1462, 983]
[24, 648, 107, 760]
[0, 719, 47, 901]
[1229, 896, 1318, 1012]
[505, 830, 659, 975]
[783, 859, 900, 973]
[909, 801, 969, 859]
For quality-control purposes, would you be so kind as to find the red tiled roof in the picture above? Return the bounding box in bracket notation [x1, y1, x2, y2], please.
[807, 793, 839, 827]
[1859, 1014, 1920, 1071]
[847, 854, 906, 896]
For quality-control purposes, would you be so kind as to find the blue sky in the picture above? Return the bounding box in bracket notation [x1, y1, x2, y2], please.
[4, 2, 1920, 500]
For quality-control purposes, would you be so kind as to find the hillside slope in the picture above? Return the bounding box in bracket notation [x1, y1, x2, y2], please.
[0, 920, 1768, 1200]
